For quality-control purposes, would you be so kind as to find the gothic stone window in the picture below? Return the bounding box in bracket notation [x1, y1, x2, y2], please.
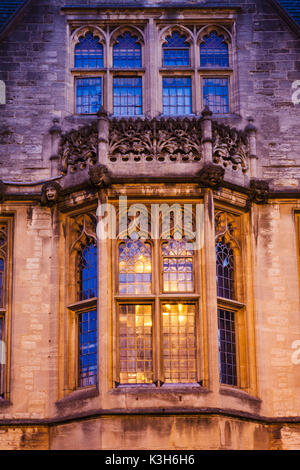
[0, 217, 13, 400]
[215, 209, 246, 388]
[68, 210, 98, 389]
[115, 204, 202, 386]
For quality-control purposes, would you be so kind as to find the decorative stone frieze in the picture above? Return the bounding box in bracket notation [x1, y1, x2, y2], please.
[58, 122, 98, 175]
[108, 117, 203, 163]
[212, 121, 249, 173]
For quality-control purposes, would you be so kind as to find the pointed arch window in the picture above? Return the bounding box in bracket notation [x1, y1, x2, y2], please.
[113, 32, 142, 69]
[75, 32, 104, 68]
[162, 31, 190, 67]
[68, 211, 98, 390]
[162, 239, 194, 292]
[216, 238, 235, 300]
[200, 31, 229, 68]
[119, 239, 152, 294]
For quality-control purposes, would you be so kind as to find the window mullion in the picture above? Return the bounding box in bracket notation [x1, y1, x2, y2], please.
[153, 239, 161, 385]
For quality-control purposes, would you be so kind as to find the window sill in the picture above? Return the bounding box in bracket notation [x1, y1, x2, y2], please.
[67, 297, 97, 311]
[160, 67, 194, 72]
[220, 385, 261, 407]
[55, 386, 99, 409]
[112, 383, 210, 394]
[217, 297, 244, 309]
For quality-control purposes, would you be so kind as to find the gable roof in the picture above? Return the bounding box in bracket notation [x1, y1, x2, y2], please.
[0, 0, 299, 41]
[0, 0, 32, 39]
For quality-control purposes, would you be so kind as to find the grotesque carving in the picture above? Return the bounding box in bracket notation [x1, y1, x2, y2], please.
[88, 164, 111, 188]
[108, 117, 203, 162]
[212, 121, 249, 173]
[41, 181, 61, 207]
[58, 122, 98, 174]
[248, 179, 270, 206]
[197, 163, 225, 189]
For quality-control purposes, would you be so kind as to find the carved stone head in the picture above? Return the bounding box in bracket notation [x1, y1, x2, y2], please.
[41, 181, 61, 207]
[249, 179, 269, 205]
[197, 163, 225, 189]
[89, 164, 111, 188]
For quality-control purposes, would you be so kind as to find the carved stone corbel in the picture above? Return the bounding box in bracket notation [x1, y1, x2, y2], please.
[88, 164, 111, 188]
[247, 179, 270, 206]
[197, 163, 225, 189]
[41, 181, 62, 207]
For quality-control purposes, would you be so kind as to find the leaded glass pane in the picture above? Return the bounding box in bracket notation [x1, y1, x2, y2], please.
[113, 77, 142, 116]
[76, 77, 102, 114]
[163, 32, 190, 66]
[78, 242, 97, 300]
[216, 238, 234, 299]
[78, 310, 97, 387]
[218, 308, 237, 386]
[163, 77, 192, 115]
[119, 240, 152, 294]
[75, 33, 104, 68]
[119, 304, 153, 384]
[113, 32, 142, 68]
[200, 31, 229, 68]
[162, 303, 197, 383]
[203, 78, 229, 114]
[162, 240, 194, 292]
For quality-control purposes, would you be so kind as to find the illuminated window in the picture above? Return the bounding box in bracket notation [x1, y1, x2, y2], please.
[162, 31, 190, 66]
[119, 304, 153, 384]
[119, 240, 152, 294]
[162, 239, 194, 292]
[75, 33, 104, 68]
[162, 303, 197, 383]
[200, 31, 229, 68]
[113, 32, 142, 69]
[0, 315, 4, 398]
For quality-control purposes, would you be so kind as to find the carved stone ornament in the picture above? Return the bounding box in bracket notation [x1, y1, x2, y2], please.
[0, 180, 6, 203]
[58, 122, 98, 174]
[41, 181, 61, 207]
[88, 164, 111, 188]
[248, 179, 270, 205]
[197, 163, 225, 189]
[108, 117, 203, 163]
[212, 121, 249, 173]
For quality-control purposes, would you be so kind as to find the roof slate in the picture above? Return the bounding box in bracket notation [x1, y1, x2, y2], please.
[0, 0, 28, 31]
[277, 0, 300, 26]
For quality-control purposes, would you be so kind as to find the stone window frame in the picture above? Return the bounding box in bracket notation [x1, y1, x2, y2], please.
[68, 20, 237, 117]
[0, 215, 13, 402]
[214, 205, 252, 392]
[69, 25, 146, 116]
[112, 201, 205, 388]
[64, 206, 99, 393]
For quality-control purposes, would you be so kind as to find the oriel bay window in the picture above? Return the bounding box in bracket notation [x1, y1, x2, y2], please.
[115, 204, 202, 387]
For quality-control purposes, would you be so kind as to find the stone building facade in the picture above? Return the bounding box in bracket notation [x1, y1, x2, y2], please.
[0, 0, 299, 450]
